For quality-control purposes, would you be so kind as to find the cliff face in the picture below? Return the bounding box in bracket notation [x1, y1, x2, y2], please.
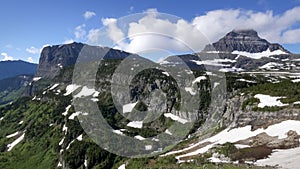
[222, 95, 300, 130]
[35, 42, 84, 79]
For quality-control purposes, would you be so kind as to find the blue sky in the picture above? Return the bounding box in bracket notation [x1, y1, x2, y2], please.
[1, 0, 300, 63]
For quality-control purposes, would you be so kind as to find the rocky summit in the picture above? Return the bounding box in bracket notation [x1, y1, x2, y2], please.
[203, 29, 289, 53]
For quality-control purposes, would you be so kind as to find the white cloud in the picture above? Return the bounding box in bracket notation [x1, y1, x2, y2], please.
[87, 29, 101, 44]
[27, 57, 33, 63]
[74, 24, 86, 39]
[192, 7, 300, 44]
[1, 53, 14, 61]
[100, 7, 300, 56]
[26, 46, 40, 54]
[64, 39, 74, 44]
[83, 11, 96, 20]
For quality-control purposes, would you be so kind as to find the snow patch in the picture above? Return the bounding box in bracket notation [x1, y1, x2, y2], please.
[134, 135, 146, 140]
[113, 130, 124, 135]
[123, 102, 138, 113]
[74, 86, 98, 98]
[164, 113, 188, 124]
[76, 134, 83, 141]
[64, 84, 80, 96]
[59, 137, 65, 146]
[255, 147, 300, 168]
[6, 131, 19, 138]
[118, 164, 126, 169]
[185, 87, 196, 95]
[18, 121, 23, 125]
[192, 76, 206, 85]
[127, 121, 143, 128]
[162, 72, 169, 76]
[68, 112, 88, 120]
[7, 133, 25, 151]
[165, 129, 173, 135]
[254, 94, 288, 108]
[32, 77, 41, 82]
[62, 105, 72, 116]
[49, 83, 59, 90]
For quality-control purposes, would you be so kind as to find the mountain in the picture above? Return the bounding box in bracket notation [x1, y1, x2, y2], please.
[0, 60, 37, 80]
[1, 33, 300, 168]
[162, 29, 300, 72]
[0, 74, 33, 105]
[203, 29, 289, 53]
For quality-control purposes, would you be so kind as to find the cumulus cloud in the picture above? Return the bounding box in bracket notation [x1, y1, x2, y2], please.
[26, 46, 40, 54]
[99, 7, 300, 56]
[192, 7, 300, 44]
[87, 29, 101, 44]
[1, 53, 14, 61]
[63, 39, 74, 44]
[83, 11, 96, 20]
[74, 24, 86, 40]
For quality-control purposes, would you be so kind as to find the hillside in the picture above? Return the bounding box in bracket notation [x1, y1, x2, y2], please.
[0, 30, 300, 168]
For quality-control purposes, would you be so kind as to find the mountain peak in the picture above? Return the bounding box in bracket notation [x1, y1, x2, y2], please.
[203, 29, 289, 53]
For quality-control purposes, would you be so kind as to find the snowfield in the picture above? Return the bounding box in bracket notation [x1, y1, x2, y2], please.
[254, 94, 288, 108]
[255, 147, 300, 168]
[164, 120, 300, 163]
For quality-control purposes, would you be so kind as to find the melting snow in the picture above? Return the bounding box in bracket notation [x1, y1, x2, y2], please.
[76, 134, 83, 141]
[292, 79, 300, 83]
[134, 135, 146, 140]
[118, 164, 126, 169]
[66, 140, 75, 150]
[162, 72, 170, 76]
[255, 147, 300, 168]
[127, 121, 143, 128]
[64, 84, 80, 96]
[49, 83, 59, 90]
[6, 131, 19, 138]
[0, 117, 3, 121]
[185, 87, 196, 95]
[7, 133, 25, 151]
[74, 86, 98, 98]
[123, 102, 138, 113]
[192, 76, 206, 85]
[62, 105, 72, 116]
[32, 77, 42, 82]
[164, 113, 188, 124]
[62, 124, 68, 135]
[59, 137, 65, 146]
[18, 121, 23, 125]
[237, 79, 256, 83]
[57, 162, 62, 167]
[113, 130, 124, 135]
[165, 129, 172, 135]
[254, 94, 288, 108]
[232, 48, 287, 59]
[84, 159, 88, 167]
[170, 120, 300, 161]
[260, 62, 283, 69]
[68, 112, 88, 120]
